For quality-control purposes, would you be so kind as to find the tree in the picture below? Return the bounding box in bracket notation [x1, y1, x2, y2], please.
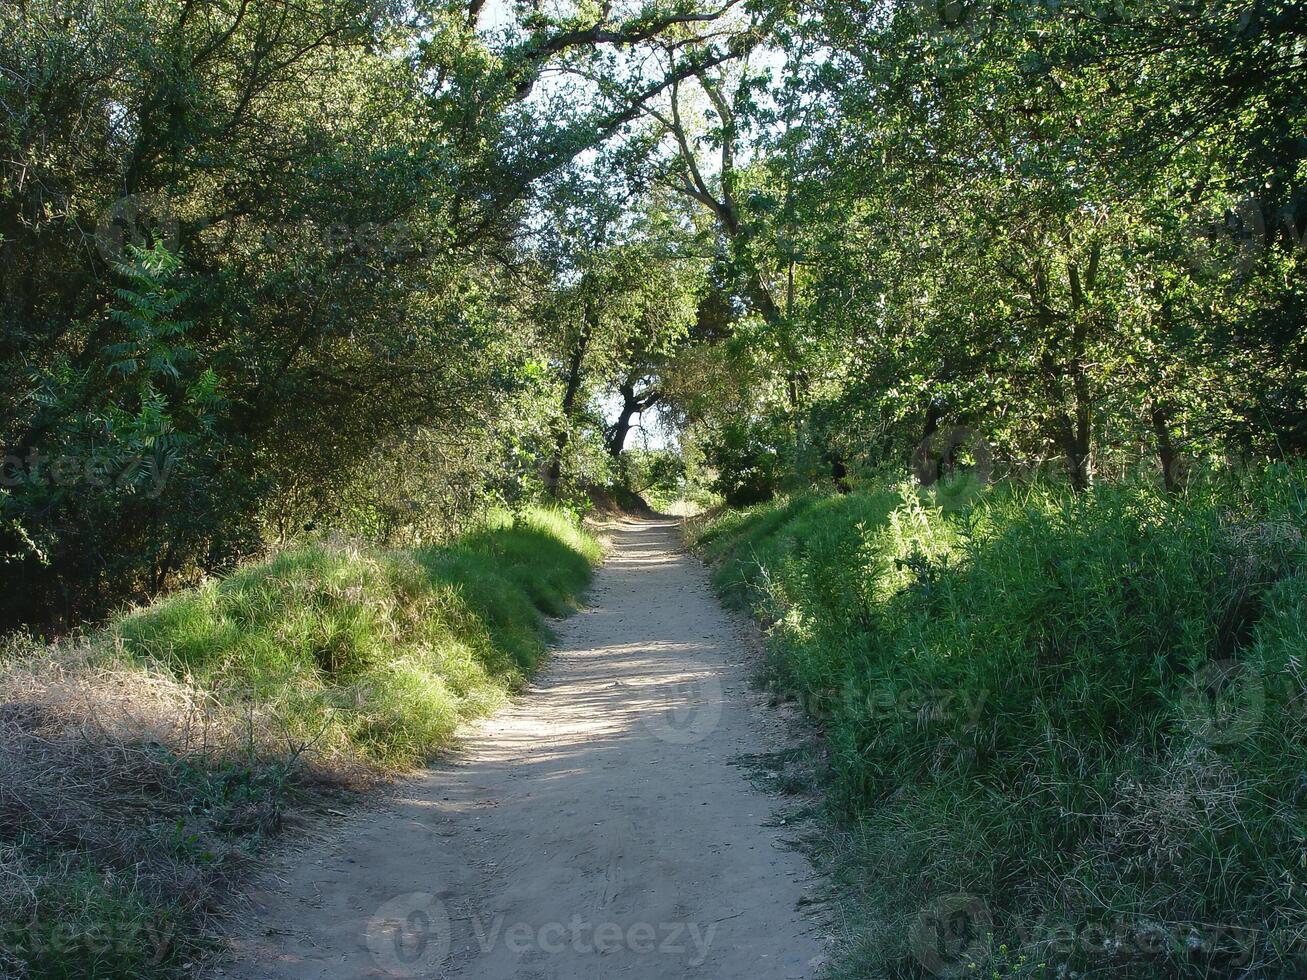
[527, 168, 704, 494]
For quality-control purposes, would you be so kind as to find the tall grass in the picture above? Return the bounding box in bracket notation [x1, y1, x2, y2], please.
[114, 506, 600, 771]
[694, 466, 1307, 978]
[0, 506, 599, 978]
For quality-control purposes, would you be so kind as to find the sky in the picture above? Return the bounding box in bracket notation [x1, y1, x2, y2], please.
[479, 0, 516, 33]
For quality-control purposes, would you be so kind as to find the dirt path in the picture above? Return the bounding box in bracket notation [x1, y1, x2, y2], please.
[221, 519, 825, 979]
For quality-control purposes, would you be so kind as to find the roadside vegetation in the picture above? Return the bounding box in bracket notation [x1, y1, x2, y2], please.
[695, 467, 1307, 978]
[0, 508, 598, 979]
[3, 0, 1303, 976]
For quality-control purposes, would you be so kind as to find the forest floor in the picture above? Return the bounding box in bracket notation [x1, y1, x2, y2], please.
[216, 518, 827, 980]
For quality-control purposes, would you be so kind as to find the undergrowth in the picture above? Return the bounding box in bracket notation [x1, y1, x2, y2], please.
[694, 465, 1307, 978]
[0, 506, 599, 979]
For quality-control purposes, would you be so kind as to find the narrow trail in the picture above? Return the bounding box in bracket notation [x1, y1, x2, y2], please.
[222, 519, 825, 979]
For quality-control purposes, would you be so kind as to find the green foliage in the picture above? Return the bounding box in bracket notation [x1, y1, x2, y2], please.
[114, 506, 599, 770]
[612, 448, 686, 510]
[0, 0, 726, 631]
[530, 170, 707, 498]
[2, 243, 249, 628]
[696, 466, 1307, 978]
[648, 0, 1305, 502]
[702, 415, 789, 507]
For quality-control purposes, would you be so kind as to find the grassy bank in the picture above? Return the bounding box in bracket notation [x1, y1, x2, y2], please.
[693, 467, 1307, 978]
[0, 507, 600, 979]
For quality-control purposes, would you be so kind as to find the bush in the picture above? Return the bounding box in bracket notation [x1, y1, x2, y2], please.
[694, 466, 1307, 978]
[702, 416, 788, 507]
[0, 245, 257, 633]
[612, 448, 687, 511]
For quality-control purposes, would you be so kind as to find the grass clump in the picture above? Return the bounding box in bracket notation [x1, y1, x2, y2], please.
[0, 506, 599, 978]
[694, 466, 1307, 979]
[113, 505, 598, 771]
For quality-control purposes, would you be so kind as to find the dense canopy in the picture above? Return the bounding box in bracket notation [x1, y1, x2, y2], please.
[3, 0, 1303, 621]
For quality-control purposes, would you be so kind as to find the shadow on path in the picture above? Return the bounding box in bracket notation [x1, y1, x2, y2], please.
[221, 519, 825, 980]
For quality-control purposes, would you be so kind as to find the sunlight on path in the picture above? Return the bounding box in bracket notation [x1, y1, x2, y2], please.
[220, 519, 825, 980]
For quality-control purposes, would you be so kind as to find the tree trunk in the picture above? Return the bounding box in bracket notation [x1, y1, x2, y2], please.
[606, 378, 661, 459]
[607, 385, 639, 458]
[914, 397, 945, 486]
[544, 311, 592, 496]
[1036, 246, 1097, 492]
[1065, 253, 1096, 492]
[829, 453, 850, 493]
[1062, 342, 1094, 491]
[1150, 400, 1181, 493]
[1064, 411, 1093, 492]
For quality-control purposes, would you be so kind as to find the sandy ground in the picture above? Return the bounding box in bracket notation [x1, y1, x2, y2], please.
[218, 518, 826, 980]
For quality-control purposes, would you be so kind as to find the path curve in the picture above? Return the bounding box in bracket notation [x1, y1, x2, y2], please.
[221, 519, 824, 979]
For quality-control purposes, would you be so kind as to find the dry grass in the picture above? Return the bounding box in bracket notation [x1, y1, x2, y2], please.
[0, 640, 332, 976]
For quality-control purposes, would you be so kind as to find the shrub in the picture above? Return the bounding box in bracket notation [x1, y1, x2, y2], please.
[702, 416, 788, 507]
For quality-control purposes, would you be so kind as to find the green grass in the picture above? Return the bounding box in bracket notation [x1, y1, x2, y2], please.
[0, 858, 180, 980]
[693, 466, 1307, 978]
[0, 505, 600, 978]
[114, 506, 599, 771]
